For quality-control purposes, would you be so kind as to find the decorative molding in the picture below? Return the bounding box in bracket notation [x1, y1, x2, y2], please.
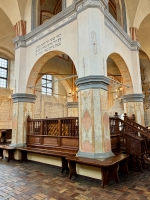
[77, 150, 114, 159]
[11, 93, 37, 103]
[122, 94, 145, 103]
[13, 0, 139, 52]
[13, 0, 107, 49]
[66, 101, 78, 108]
[75, 75, 110, 91]
[104, 10, 140, 51]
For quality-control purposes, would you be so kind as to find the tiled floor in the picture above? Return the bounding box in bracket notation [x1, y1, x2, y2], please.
[0, 159, 150, 200]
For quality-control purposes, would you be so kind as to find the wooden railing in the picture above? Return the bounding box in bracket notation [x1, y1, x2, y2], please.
[124, 113, 150, 135]
[26, 116, 79, 150]
[110, 112, 150, 139]
[27, 116, 79, 137]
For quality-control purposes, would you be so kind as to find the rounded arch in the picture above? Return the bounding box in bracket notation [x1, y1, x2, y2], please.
[107, 53, 133, 94]
[26, 50, 78, 94]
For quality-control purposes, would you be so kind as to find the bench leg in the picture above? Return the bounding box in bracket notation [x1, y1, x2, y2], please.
[68, 160, 77, 179]
[0, 149, 3, 159]
[109, 163, 119, 183]
[61, 157, 69, 173]
[101, 163, 119, 188]
[20, 151, 28, 162]
[7, 150, 15, 162]
[119, 158, 129, 175]
[101, 167, 109, 188]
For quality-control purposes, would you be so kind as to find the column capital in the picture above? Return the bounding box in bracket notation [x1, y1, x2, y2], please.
[11, 93, 37, 103]
[66, 102, 78, 108]
[122, 93, 144, 103]
[75, 75, 110, 91]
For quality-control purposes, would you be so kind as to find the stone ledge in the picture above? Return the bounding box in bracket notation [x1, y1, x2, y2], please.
[122, 94, 144, 103]
[11, 93, 37, 103]
[66, 102, 78, 108]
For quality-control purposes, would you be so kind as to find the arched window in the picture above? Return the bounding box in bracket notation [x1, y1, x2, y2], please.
[40, 0, 62, 25]
[108, 0, 117, 21]
[42, 74, 52, 95]
[0, 58, 8, 88]
[108, 0, 127, 32]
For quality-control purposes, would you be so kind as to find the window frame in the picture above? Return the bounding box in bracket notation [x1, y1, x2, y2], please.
[42, 74, 52, 95]
[0, 57, 8, 88]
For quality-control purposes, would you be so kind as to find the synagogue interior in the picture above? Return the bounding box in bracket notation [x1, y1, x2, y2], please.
[0, 0, 150, 194]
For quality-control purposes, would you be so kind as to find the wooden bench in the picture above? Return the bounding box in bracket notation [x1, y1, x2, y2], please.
[66, 154, 129, 188]
[17, 147, 77, 173]
[0, 145, 15, 162]
[0, 129, 12, 144]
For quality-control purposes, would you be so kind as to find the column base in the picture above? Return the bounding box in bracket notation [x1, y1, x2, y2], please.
[76, 151, 114, 159]
[9, 143, 27, 148]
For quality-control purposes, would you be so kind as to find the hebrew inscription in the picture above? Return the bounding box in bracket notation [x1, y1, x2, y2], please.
[35, 34, 62, 56]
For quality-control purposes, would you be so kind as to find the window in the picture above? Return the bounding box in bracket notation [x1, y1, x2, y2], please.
[0, 58, 8, 88]
[42, 75, 52, 95]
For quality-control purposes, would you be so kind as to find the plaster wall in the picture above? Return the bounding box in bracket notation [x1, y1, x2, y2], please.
[20, 19, 78, 94]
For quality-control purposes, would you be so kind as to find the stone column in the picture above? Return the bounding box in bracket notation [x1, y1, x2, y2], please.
[14, 20, 27, 36]
[122, 94, 145, 125]
[66, 102, 78, 117]
[75, 75, 114, 159]
[10, 93, 36, 147]
[130, 27, 138, 41]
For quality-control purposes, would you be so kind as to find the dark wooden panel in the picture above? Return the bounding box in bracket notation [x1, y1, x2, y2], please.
[111, 135, 120, 149]
[43, 137, 58, 146]
[61, 138, 79, 148]
[28, 136, 41, 144]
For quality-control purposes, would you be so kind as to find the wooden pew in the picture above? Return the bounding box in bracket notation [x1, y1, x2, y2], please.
[66, 154, 129, 188]
[17, 117, 79, 172]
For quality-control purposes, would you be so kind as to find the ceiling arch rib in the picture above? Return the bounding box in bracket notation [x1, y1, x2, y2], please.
[0, 0, 26, 25]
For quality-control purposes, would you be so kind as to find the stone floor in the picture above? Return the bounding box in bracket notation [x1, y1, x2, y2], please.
[0, 159, 150, 200]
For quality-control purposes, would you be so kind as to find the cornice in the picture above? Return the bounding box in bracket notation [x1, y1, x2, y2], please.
[104, 10, 140, 51]
[13, 0, 140, 52]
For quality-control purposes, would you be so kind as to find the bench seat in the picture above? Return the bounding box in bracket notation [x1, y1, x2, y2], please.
[66, 154, 129, 188]
[17, 147, 77, 172]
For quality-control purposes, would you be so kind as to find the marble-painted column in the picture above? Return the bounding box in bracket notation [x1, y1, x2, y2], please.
[122, 94, 145, 126]
[10, 93, 36, 147]
[75, 75, 114, 159]
[14, 20, 27, 36]
[66, 102, 78, 117]
[130, 27, 138, 41]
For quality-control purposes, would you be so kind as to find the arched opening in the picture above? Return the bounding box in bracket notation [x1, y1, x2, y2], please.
[107, 53, 133, 116]
[108, 0, 127, 32]
[27, 51, 78, 119]
[40, 0, 62, 24]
